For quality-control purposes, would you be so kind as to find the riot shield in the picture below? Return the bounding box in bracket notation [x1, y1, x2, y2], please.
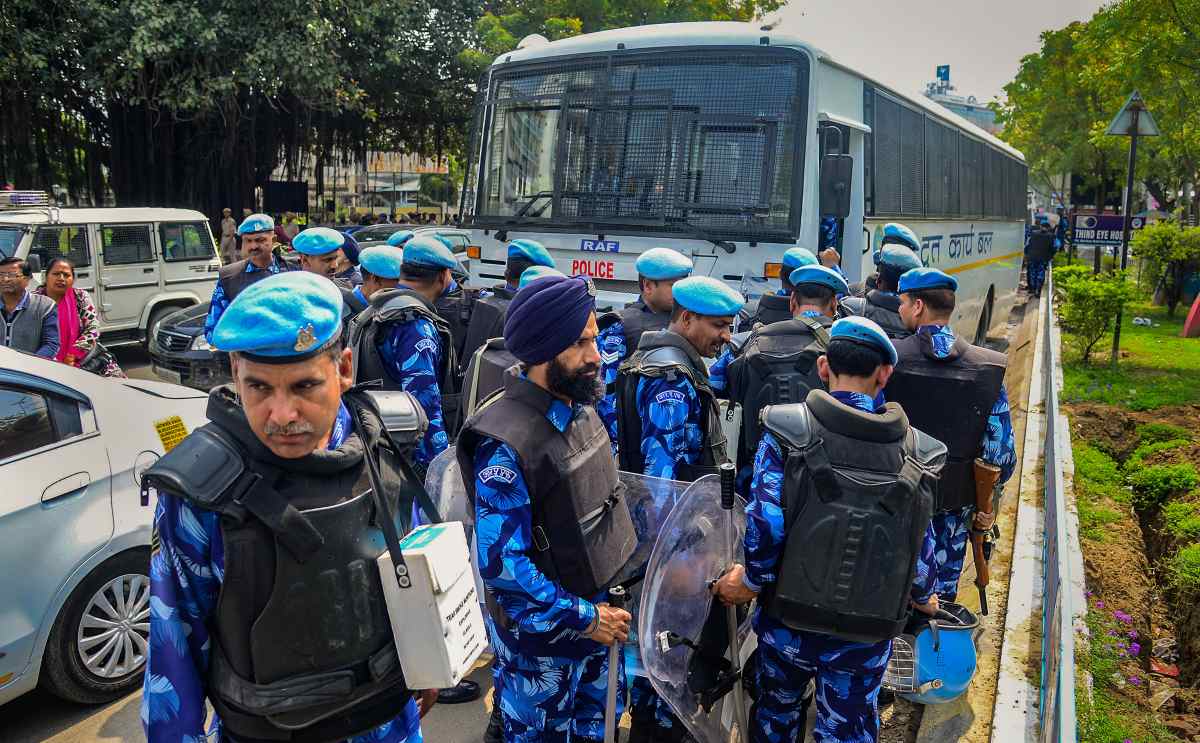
[639, 475, 755, 743]
[425, 447, 471, 527]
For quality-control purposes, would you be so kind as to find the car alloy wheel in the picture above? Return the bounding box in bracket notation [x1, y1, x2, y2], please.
[75, 573, 150, 680]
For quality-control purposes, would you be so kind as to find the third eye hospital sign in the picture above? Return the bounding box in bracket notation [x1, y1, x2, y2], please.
[1073, 214, 1145, 247]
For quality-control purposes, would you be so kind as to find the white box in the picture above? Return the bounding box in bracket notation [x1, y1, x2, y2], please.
[378, 522, 487, 690]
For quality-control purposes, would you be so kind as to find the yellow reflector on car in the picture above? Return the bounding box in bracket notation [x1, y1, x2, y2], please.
[466, 245, 481, 259]
[763, 262, 782, 279]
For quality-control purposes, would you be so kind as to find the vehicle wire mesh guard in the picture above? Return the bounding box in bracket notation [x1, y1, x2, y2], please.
[472, 51, 808, 240]
[882, 635, 918, 693]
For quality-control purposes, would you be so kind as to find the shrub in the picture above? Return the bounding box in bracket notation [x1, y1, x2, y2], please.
[1136, 422, 1193, 445]
[1169, 544, 1200, 594]
[1131, 220, 1200, 316]
[1123, 439, 1190, 474]
[1128, 463, 1200, 509]
[1074, 442, 1123, 486]
[1162, 501, 1200, 540]
[1054, 268, 1138, 363]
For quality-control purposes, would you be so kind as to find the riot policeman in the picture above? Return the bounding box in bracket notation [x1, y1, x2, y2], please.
[204, 213, 291, 344]
[141, 271, 437, 743]
[615, 276, 743, 481]
[847, 222, 922, 298]
[457, 275, 635, 742]
[736, 246, 818, 331]
[595, 247, 694, 444]
[1025, 216, 1055, 297]
[720, 264, 848, 488]
[356, 245, 405, 302]
[348, 235, 457, 475]
[886, 267, 1016, 603]
[294, 227, 368, 328]
[712, 316, 945, 743]
[459, 239, 555, 367]
[840, 242, 922, 339]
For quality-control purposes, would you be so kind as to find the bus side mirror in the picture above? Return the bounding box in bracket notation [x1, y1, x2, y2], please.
[819, 154, 853, 219]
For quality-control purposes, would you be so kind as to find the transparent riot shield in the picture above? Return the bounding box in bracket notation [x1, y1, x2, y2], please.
[639, 475, 755, 743]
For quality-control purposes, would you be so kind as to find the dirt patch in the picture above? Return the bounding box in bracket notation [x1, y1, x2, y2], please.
[878, 699, 922, 743]
[1066, 402, 1200, 461]
[1081, 510, 1158, 645]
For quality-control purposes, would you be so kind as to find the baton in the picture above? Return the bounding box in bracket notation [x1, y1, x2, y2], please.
[719, 463, 749, 741]
[604, 585, 627, 743]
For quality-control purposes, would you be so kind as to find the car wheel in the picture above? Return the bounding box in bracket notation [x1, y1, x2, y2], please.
[40, 550, 151, 704]
[144, 304, 184, 350]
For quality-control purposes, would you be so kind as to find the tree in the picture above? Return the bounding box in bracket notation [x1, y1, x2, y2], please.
[1131, 220, 1200, 315]
[1054, 264, 1139, 363]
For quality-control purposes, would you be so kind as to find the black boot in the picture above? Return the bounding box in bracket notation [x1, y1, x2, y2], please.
[439, 678, 481, 705]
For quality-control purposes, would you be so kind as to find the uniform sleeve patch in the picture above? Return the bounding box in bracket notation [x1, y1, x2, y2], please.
[480, 465, 519, 485]
[654, 390, 687, 405]
[414, 338, 439, 354]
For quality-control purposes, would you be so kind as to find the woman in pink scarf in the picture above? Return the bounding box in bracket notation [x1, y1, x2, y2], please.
[33, 257, 125, 377]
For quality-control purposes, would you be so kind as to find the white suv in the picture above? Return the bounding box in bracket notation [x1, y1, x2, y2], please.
[0, 192, 220, 347]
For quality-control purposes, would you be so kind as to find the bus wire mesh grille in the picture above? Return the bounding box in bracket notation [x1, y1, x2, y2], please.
[471, 52, 808, 239]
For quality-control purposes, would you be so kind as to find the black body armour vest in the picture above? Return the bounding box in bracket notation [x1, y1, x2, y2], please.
[141, 388, 426, 742]
[842, 290, 911, 339]
[615, 330, 730, 482]
[760, 390, 946, 644]
[349, 288, 460, 436]
[737, 292, 792, 332]
[459, 285, 514, 372]
[435, 283, 479, 372]
[461, 337, 518, 419]
[885, 333, 1007, 512]
[218, 258, 289, 303]
[1026, 229, 1055, 262]
[618, 299, 672, 354]
[727, 315, 831, 474]
[457, 373, 636, 610]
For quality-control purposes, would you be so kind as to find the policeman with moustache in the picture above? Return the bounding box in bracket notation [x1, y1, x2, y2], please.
[595, 247, 694, 445]
[204, 213, 291, 344]
[459, 239, 556, 366]
[887, 268, 1016, 604]
[716, 265, 848, 490]
[712, 317, 944, 743]
[457, 275, 635, 742]
[142, 271, 437, 743]
[840, 242, 922, 339]
[736, 246, 819, 332]
[349, 236, 457, 477]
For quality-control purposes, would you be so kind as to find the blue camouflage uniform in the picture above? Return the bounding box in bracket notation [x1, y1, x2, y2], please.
[743, 390, 938, 743]
[203, 258, 288, 344]
[473, 390, 625, 742]
[1024, 224, 1052, 296]
[377, 318, 448, 469]
[142, 402, 423, 742]
[892, 323, 1017, 601]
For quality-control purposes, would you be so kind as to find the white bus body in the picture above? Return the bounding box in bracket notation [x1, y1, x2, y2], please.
[461, 22, 1026, 342]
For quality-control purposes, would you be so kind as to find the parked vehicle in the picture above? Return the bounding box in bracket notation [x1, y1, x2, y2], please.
[0, 193, 220, 348]
[0, 346, 209, 706]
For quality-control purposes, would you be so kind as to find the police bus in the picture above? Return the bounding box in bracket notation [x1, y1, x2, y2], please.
[459, 21, 1027, 343]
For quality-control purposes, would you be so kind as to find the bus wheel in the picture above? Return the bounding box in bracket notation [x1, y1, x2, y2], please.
[973, 288, 994, 345]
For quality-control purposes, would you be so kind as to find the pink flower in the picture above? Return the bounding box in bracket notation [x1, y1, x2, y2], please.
[1128, 676, 1142, 686]
[1095, 600, 1105, 608]
[1128, 629, 1138, 639]
[1129, 643, 1141, 656]
[1114, 610, 1132, 624]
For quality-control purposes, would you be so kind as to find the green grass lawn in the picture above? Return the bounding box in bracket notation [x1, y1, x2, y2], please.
[1062, 300, 1200, 410]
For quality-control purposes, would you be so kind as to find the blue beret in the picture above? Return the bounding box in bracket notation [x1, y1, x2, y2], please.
[505, 276, 596, 365]
[899, 267, 958, 293]
[881, 223, 921, 252]
[291, 227, 345, 256]
[789, 265, 849, 295]
[213, 272, 343, 362]
[782, 247, 818, 271]
[507, 239, 554, 267]
[358, 246, 405, 280]
[877, 244, 922, 272]
[386, 230, 415, 247]
[829, 316, 898, 365]
[518, 265, 565, 288]
[402, 235, 457, 270]
[635, 247, 693, 280]
[238, 213, 274, 235]
[672, 276, 745, 317]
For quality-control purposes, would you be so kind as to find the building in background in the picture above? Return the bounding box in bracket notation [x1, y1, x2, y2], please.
[923, 65, 1001, 136]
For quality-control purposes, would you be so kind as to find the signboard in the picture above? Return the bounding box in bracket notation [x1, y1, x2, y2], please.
[936, 65, 950, 82]
[1072, 214, 1144, 246]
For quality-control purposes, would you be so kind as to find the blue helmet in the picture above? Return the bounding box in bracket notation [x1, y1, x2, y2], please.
[885, 602, 980, 705]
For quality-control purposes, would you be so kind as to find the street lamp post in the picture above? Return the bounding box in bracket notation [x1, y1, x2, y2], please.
[1105, 91, 1160, 367]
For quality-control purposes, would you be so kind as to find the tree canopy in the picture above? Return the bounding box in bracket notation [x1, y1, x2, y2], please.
[997, 0, 1200, 214]
[1, 0, 780, 223]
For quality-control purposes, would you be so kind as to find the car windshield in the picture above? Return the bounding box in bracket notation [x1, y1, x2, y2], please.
[356, 225, 404, 241]
[0, 226, 23, 258]
[464, 48, 809, 240]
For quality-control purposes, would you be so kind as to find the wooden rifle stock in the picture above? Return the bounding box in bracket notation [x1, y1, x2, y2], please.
[971, 458, 1002, 615]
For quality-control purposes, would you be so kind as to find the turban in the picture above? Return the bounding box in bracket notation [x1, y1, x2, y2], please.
[504, 275, 596, 365]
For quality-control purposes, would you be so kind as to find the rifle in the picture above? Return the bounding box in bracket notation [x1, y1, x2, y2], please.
[971, 458, 1002, 615]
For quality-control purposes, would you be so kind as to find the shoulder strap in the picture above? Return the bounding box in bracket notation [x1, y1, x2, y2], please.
[794, 438, 840, 503]
[797, 315, 831, 347]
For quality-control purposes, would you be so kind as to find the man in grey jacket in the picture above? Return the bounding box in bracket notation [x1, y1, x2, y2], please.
[0, 257, 59, 358]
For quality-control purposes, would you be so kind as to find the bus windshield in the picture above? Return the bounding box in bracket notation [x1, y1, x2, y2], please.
[465, 48, 809, 241]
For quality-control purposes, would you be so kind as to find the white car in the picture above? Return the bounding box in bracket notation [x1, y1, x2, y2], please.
[0, 347, 209, 705]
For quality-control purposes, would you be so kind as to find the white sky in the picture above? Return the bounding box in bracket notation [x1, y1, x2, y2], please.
[767, 0, 1105, 103]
